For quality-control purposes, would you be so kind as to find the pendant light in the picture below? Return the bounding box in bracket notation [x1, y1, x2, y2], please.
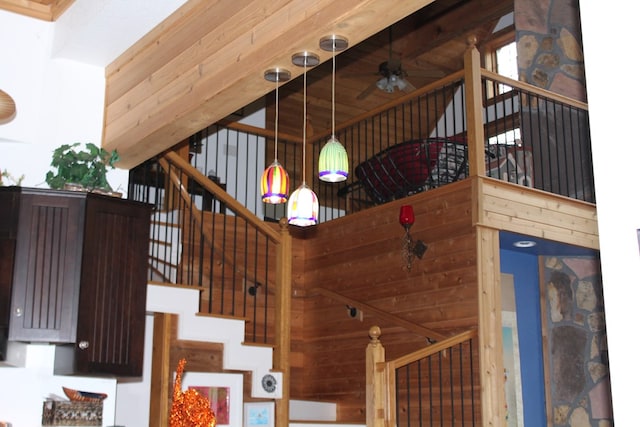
[288, 51, 320, 227]
[261, 68, 291, 204]
[318, 35, 349, 182]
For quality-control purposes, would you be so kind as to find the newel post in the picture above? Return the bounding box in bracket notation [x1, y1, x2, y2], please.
[463, 35, 486, 178]
[274, 218, 292, 427]
[366, 326, 386, 427]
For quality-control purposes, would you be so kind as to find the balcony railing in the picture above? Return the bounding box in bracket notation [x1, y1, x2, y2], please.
[129, 152, 291, 346]
[367, 326, 480, 427]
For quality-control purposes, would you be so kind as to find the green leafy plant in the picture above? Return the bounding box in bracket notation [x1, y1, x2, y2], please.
[45, 142, 120, 191]
[0, 169, 24, 186]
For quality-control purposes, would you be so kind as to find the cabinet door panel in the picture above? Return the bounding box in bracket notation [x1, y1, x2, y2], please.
[75, 196, 150, 376]
[9, 194, 84, 342]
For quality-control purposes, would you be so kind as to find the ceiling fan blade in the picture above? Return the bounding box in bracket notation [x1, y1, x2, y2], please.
[356, 81, 379, 101]
[402, 78, 417, 93]
[407, 69, 446, 79]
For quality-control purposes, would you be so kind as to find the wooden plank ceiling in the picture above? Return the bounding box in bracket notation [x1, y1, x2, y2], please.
[1, 0, 513, 168]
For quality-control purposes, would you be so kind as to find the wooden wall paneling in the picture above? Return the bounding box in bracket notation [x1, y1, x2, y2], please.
[295, 186, 480, 423]
[477, 177, 599, 249]
[103, 0, 437, 168]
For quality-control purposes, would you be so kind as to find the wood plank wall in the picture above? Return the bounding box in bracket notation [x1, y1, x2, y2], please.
[295, 180, 478, 422]
[152, 175, 598, 425]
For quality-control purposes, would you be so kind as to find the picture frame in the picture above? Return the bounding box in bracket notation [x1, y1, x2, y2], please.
[179, 372, 243, 427]
[243, 401, 275, 427]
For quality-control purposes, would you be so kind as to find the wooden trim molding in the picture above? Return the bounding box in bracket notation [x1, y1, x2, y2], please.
[0, 0, 74, 21]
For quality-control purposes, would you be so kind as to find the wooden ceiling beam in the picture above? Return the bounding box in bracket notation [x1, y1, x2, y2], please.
[102, 0, 436, 168]
[0, 0, 74, 21]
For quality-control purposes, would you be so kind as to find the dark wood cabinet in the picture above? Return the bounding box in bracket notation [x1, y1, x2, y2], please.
[0, 187, 151, 376]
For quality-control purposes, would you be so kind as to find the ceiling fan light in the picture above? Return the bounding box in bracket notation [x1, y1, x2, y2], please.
[396, 77, 408, 91]
[261, 160, 289, 203]
[319, 136, 348, 182]
[376, 77, 388, 91]
[287, 183, 318, 226]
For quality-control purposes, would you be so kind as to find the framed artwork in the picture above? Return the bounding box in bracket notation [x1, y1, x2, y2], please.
[179, 372, 243, 427]
[244, 402, 275, 427]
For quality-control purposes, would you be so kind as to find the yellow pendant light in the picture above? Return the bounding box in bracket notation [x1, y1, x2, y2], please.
[288, 51, 320, 226]
[261, 68, 291, 204]
[318, 35, 349, 182]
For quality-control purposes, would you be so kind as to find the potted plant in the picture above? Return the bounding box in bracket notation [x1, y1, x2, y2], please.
[0, 168, 24, 186]
[45, 142, 120, 193]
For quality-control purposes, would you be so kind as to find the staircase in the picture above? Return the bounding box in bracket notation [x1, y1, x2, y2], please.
[146, 283, 364, 426]
[146, 283, 282, 399]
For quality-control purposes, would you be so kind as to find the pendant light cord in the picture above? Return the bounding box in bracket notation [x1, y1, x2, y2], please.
[302, 62, 307, 184]
[331, 43, 336, 138]
[274, 77, 279, 160]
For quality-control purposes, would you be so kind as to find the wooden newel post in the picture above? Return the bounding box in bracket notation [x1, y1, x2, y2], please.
[463, 35, 486, 178]
[274, 218, 292, 427]
[366, 326, 386, 427]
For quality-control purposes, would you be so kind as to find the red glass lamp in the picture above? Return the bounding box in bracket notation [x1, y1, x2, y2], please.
[398, 205, 427, 271]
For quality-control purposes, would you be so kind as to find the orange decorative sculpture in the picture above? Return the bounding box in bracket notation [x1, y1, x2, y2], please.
[170, 359, 217, 427]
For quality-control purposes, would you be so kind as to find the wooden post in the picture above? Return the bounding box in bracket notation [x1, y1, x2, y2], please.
[148, 313, 174, 427]
[476, 226, 506, 426]
[464, 36, 486, 178]
[366, 326, 386, 427]
[274, 218, 292, 427]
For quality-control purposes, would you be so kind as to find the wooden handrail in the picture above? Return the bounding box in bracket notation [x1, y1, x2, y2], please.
[387, 328, 478, 370]
[366, 327, 478, 427]
[481, 68, 588, 110]
[217, 119, 303, 145]
[163, 151, 281, 243]
[309, 287, 447, 341]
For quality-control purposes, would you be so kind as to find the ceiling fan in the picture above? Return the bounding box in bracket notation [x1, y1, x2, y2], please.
[355, 26, 443, 101]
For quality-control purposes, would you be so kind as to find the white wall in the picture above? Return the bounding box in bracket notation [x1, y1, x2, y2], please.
[0, 344, 117, 426]
[0, 4, 184, 426]
[581, 3, 639, 424]
[0, 10, 129, 193]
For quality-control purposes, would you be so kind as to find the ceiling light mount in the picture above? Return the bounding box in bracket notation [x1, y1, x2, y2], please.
[291, 51, 320, 68]
[264, 68, 291, 83]
[319, 35, 349, 52]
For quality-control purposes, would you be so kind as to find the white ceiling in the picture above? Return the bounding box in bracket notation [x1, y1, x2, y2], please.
[51, 0, 187, 67]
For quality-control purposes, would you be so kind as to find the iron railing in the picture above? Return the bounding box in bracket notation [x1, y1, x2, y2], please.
[368, 329, 480, 427]
[129, 152, 284, 344]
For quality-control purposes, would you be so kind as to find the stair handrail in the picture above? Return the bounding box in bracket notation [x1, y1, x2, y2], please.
[158, 151, 292, 427]
[162, 151, 281, 243]
[366, 326, 479, 427]
[308, 287, 447, 342]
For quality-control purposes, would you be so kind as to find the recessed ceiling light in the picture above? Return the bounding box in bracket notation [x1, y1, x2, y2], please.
[514, 240, 537, 248]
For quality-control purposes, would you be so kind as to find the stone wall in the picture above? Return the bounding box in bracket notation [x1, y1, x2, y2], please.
[542, 255, 613, 426]
[515, 0, 586, 102]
